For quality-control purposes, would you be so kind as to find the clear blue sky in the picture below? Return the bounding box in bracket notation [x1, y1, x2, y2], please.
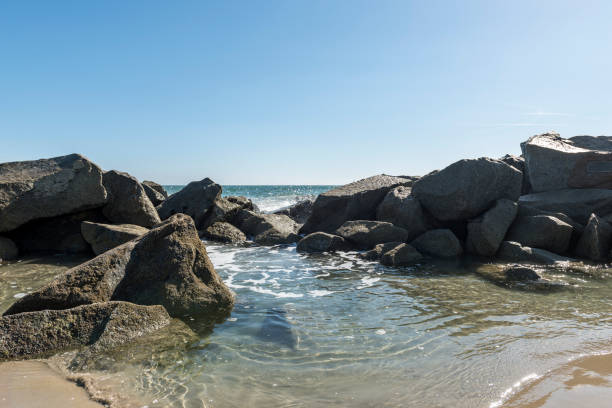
[1, 1, 611, 184]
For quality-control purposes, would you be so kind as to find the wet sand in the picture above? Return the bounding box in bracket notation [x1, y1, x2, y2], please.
[0, 361, 103, 408]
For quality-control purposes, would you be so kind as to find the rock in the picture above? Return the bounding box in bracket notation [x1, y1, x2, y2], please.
[201, 222, 246, 244]
[300, 174, 415, 234]
[497, 241, 574, 264]
[0, 237, 18, 261]
[234, 210, 300, 245]
[227, 196, 257, 211]
[500, 154, 531, 194]
[411, 158, 522, 221]
[157, 178, 221, 228]
[521, 132, 612, 193]
[517, 204, 584, 235]
[200, 197, 245, 229]
[575, 214, 612, 262]
[4, 214, 234, 319]
[519, 188, 612, 225]
[411, 229, 463, 258]
[506, 215, 573, 254]
[504, 266, 541, 281]
[380, 243, 423, 266]
[142, 180, 168, 198]
[256, 307, 298, 350]
[142, 182, 166, 206]
[274, 199, 314, 224]
[102, 170, 160, 228]
[0, 301, 170, 361]
[0, 154, 107, 233]
[81, 221, 148, 255]
[466, 199, 518, 256]
[296, 232, 349, 253]
[359, 241, 404, 261]
[376, 186, 429, 240]
[335, 220, 408, 250]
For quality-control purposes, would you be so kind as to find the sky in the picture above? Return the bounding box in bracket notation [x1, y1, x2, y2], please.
[1, 1, 611, 185]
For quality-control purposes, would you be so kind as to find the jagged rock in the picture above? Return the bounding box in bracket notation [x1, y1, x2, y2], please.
[142, 180, 168, 198]
[142, 183, 166, 206]
[201, 222, 246, 244]
[359, 241, 404, 261]
[274, 199, 314, 224]
[521, 132, 612, 193]
[0, 301, 170, 361]
[300, 174, 415, 234]
[200, 197, 247, 229]
[296, 232, 349, 253]
[376, 186, 429, 240]
[380, 243, 423, 266]
[575, 214, 612, 261]
[500, 154, 531, 194]
[412, 158, 522, 221]
[496, 241, 574, 264]
[102, 171, 160, 228]
[227, 196, 257, 211]
[234, 210, 300, 245]
[504, 266, 541, 281]
[0, 154, 107, 233]
[0, 237, 18, 261]
[466, 199, 518, 256]
[336, 220, 408, 250]
[519, 188, 612, 225]
[4, 214, 234, 319]
[81, 221, 148, 255]
[411, 229, 463, 258]
[506, 215, 573, 254]
[157, 178, 221, 228]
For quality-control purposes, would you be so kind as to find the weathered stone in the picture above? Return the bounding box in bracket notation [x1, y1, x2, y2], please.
[0, 301, 170, 361]
[517, 204, 584, 235]
[504, 266, 541, 281]
[142, 182, 166, 206]
[410, 229, 463, 258]
[412, 158, 522, 221]
[519, 188, 612, 225]
[466, 199, 518, 256]
[380, 243, 423, 266]
[521, 132, 612, 193]
[0, 154, 107, 233]
[0, 237, 18, 261]
[200, 197, 243, 229]
[336, 220, 408, 250]
[274, 199, 314, 224]
[359, 241, 404, 261]
[500, 154, 531, 194]
[226, 196, 257, 211]
[506, 215, 573, 254]
[234, 210, 300, 245]
[142, 180, 168, 198]
[4, 214, 234, 319]
[81, 221, 148, 255]
[575, 214, 612, 262]
[102, 171, 160, 228]
[157, 178, 221, 228]
[201, 222, 246, 244]
[300, 175, 415, 234]
[376, 186, 429, 240]
[496, 241, 574, 264]
[296, 232, 349, 253]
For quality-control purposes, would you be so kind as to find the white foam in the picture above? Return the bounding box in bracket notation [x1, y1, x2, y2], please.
[250, 286, 303, 298]
[309, 290, 334, 297]
[13, 293, 26, 299]
[489, 373, 540, 408]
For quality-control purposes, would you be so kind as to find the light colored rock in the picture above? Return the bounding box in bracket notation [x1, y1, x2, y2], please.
[234, 210, 300, 245]
[411, 229, 463, 258]
[575, 214, 612, 262]
[157, 178, 221, 228]
[466, 199, 518, 256]
[296, 232, 349, 253]
[380, 243, 423, 266]
[376, 186, 429, 240]
[506, 215, 573, 254]
[0, 237, 18, 261]
[519, 188, 612, 225]
[102, 170, 160, 228]
[81, 221, 148, 255]
[496, 241, 574, 264]
[201, 222, 246, 244]
[336, 220, 408, 250]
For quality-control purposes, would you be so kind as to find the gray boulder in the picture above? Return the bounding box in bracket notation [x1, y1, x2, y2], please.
[300, 174, 415, 234]
[102, 170, 160, 228]
[411, 229, 463, 258]
[4, 214, 234, 319]
[412, 158, 522, 221]
[506, 215, 573, 254]
[336, 220, 408, 250]
[201, 222, 246, 244]
[274, 199, 314, 224]
[504, 266, 541, 281]
[201, 197, 250, 229]
[521, 132, 612, 193]
[519, 188, 612, 225]
[0, 154, 107, 233]
[142, 180, 168, 198]
[157, 178, 221, 228]
[142, 182, 166, 206]
[0, 237, 18, 261]
[234, 210, 300, 245]
[380, 243, 423, 266]
[376, 186, 429, 240]
[81, 221, 148, 255]
[227, 196, 257, 211]
[466, 199, 518, 256]
[496, 241, 574, 264]
[500, 154, 531, 194]
[575, 214, 612, 262]
[296, 232, 349, 253]
[359, 241, 404, 261]
[517, 204, 584, 235]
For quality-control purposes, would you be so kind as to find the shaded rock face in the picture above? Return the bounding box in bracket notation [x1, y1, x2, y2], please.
[376, 186, 429, 240]
[296, 232, 349, 253]
[359, 241, 404, 261]
[300, 174, 415, 234]
[466, 199, 518, 256]
[412, 158, 522, 222]
[380, 243, 423, 266]
[0, 237, 18, 260]
[521, 132, 612, 193]
[274, 199, 314, 224]
[157, 178, 221, 228]
[411, 229, 463, 258]
[227, 196, 257, 211]
[506, 215, 573, 254]
[575, 214, 612, 262]
[336, 220, 408, 250]
[0, 301, 170, 361]
[519, 188, 612, 225]
[81, 221, 148, 255]
[201, 222, 246, 244]
[504, 266, 541, 282]
[234, 210, 300, 245]
[142, 182, 166, 206]
[496, 241, 573, 264]
[4, 214, 234, 319]
[517, 204, 584, 236]
[200, 197, 245, 229]
[500, 154, 531, 194]
[102, 170, 160, 228]
[0, 154, 107, 233]
[142, 180, 168, 198]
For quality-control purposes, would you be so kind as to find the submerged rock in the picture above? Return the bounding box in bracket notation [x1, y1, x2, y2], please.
[380, 243, 423, 266]
[504, 266, 541, 281]
[157, 178, 221, 228]
[0, 237, 18, 261]
[359, 241, 404, 261]
[201, 221, 247, 244]
[411, 229, 463, 258]
[234, 210, 300, 245]
[296, 232, 349, 253]
[575, 213, 612, 262]
[506, 215, 573, 254]
[102, 170, 160, 228]
[336, 220, 408, 250]
[496, 241, 574, 264]
[81, 221, 149, 255]
[256, 307, 299, 350]
[466, 199, 517, 257]
[274, 199, 314, 224]
[142, 180, 168, 198]
[519, 188, 612, 225]
[376, 186, 429, 240]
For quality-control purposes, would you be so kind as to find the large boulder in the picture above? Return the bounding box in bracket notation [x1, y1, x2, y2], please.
[411, 158, 522, 221]
[102, 170, 160, 228]
[300, 174, 415, 234]
[500, 154, 531, 194]
[0, 154, 107, 233]
[142, 182, 166, 206]
[142, 180, 168, 198]
[411, 229, 463, 258]
[506, 215, 573, 254]
[466, 199, 518, 256]
[157, 178, 221, 228]
[81, 221, 149, 255]
[0, 237, 18, 261]
[0, 301, 170, 361]
[274, 199, 314, 224]
[521, 132, 612, 193]
[519, 189, 612, 225]
[376, 186, 429, 240]
[296, 232, 349, 253]
[496, 241, 574, 264]
[575, 214, 612, 262]
[200, 197, 249, 229]
[380, 243, 423, 266]
[335, 220, 408, 250]
[234, 210, 300, 245]
[201, 222, 246, 244]
[4, 214, 234, 319]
